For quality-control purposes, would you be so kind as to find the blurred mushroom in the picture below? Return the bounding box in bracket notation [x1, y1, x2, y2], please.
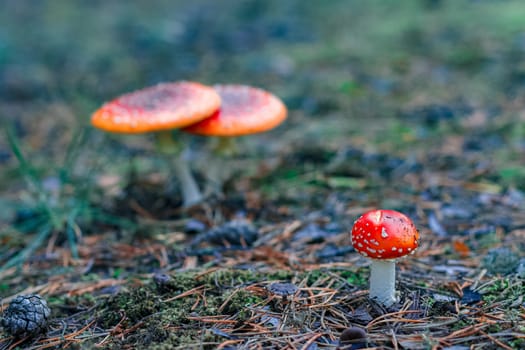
[182, 84, 287, 193]
[91, 81, 221, 207]
[183, 84, 287, 138]
[351, 209, 419, 306]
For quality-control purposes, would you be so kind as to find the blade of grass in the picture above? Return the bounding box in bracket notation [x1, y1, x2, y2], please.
[5, 125, 62, 230]
[1, 225, 52, 270]
[66, 209, 80, 259]
[4, 124, 41, 190]
[59, 127, 88, 184]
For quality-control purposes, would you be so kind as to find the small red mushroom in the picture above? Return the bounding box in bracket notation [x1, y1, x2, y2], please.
[351, 209, 419, 306]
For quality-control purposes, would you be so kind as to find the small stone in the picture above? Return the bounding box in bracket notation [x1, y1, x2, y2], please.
[266, 282, 298, 297]
[1, 294, 51, 337]
[153, 272, 172, 286]
[460, 287, 482, 305]
[266, 283, 299, 312]
[184, 219, 207, 233]
[153, 273, 175, 293]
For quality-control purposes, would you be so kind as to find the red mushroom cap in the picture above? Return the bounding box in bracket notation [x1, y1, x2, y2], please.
[351, 209, 419, 259]
[181, 84, 287, 136]
[91, 81, 221, 134]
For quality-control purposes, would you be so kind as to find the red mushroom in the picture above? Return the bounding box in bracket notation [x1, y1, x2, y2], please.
[91, 81, 221, 207]
[183, 84, 287, 137]
[92, 82, 220, 133]
[182, 84, 287, 193]
[351, 209, 419, 306]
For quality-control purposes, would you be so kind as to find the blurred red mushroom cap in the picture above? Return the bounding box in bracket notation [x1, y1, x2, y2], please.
[182, 84, 287, 136]
[91, 81, 221, 134]
[351, 209, 419, 260]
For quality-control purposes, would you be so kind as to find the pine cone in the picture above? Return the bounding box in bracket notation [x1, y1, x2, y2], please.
[1, 294, 51, 337]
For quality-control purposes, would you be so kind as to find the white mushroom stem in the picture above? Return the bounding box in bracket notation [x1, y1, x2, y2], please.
[204, 137, 239, 196]
[369, 259, 397, 307]
[156, 131, 203, 207]
[172, 149, 203, 207]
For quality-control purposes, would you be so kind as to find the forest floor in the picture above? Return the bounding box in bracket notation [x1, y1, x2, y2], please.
[0, 1, 524, 349]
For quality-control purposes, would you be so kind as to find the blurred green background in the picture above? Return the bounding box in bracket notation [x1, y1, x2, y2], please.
[1, 0, 525, 199]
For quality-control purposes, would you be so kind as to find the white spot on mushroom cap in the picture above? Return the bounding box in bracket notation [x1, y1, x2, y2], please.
[381, 227, 389, 238]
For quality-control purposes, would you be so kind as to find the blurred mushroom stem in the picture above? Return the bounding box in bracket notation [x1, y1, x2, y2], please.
[211, 136, 239, 156]
[369, 259, 396, 306]
[155, 130, 203, 207]
[204, 137, 239, 196]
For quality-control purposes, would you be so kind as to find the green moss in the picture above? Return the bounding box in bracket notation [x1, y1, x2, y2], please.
[87, 268, 373, 348]
[509, 339, 525, 349]
[99, 287, 162, 329]
[339, 269, 368, 287]
[91, 269, 293, 348]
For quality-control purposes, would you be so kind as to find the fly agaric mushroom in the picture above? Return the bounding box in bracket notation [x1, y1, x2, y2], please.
[182, 84, 287, 192]
[91, 81, 221, 207]
[351, 209, 419, 306]
[183, 84, 287, 137]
